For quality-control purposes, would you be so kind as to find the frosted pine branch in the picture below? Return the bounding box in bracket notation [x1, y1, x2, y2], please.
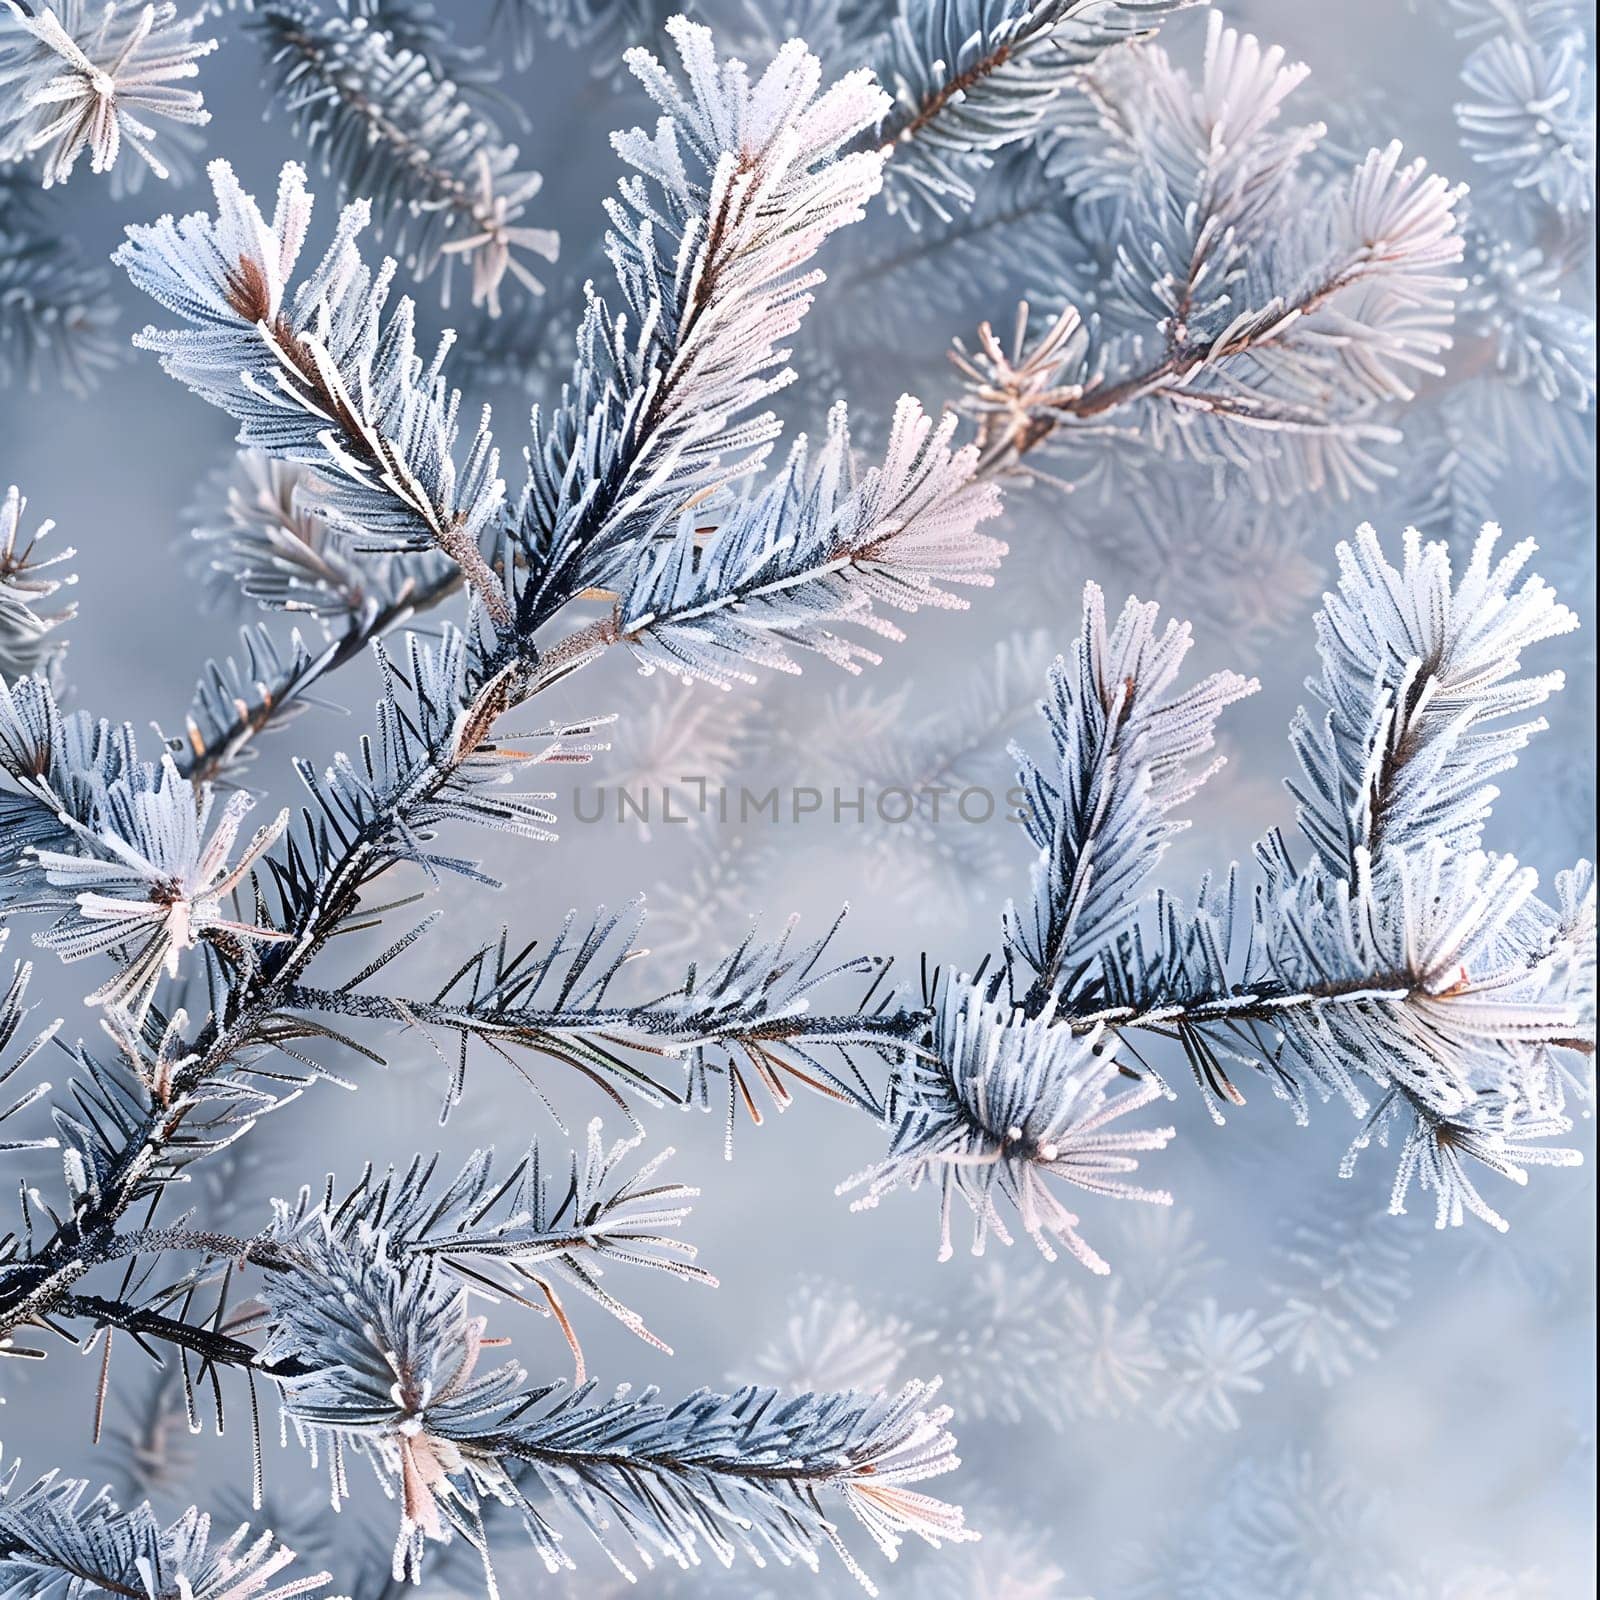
[1396, 3, 1597, 553]
[1289, 523, 1578, 874]
[1084, 532, 1593, 1222]
[614, 399, 1004, 686]
[165, 625, 336, 788]
[0, 176, 121, 394]
[955, 18, 1468, 499]
[264, 1124, 715, 1376]
[869, 0, 1197, 221]
[0, 1466, 332, 1600]
[50, 1139, 969, 1593]
[0, 484, 76, 684]
[480, 1379, 972, 1591]
[1002, 580, 1256, 1014]
[279, 902, 921, 1130]
[512, 16, 898, 630]
[243, 0, 559, 313]
[0, 0, 215, 187]
[855, 524, 1592, 1269]
[116, 160, 511, 620]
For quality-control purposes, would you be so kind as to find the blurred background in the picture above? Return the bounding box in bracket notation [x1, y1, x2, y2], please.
[1, 1, 1594, 1594]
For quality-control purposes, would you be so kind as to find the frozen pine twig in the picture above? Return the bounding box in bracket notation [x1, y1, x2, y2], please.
[612, 398, 1004, 686]
[846, 524, 1593, 1269]
[0, 1464, 333, 1600]
[0, 173, 122, 394]
[0, 0, 215, 187]
[510, 16, 990, 633]
[0, 483, 76, 684]
[116, 160, 512, 620]
[29, 1128, 969, 1592]
[255, 1169, 969, 1589]
[867, 0, 1199, 222]
[953, 17, 1468, 500]
[242, 0, 559, 313]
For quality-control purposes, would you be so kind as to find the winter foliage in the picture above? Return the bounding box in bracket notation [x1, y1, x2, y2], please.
[868, 0, 1200, 222]
[0, 172, 121, 394]
[248, 1132, 968, 1588]
[241, 0, 559, 312]
[953, 14, 1470, 500]
[0, 1, 216, 187]
[116, 157, 513, 613]
[0, 1462, 333, 1600]
[0, 483, 77, 683]
[1456, 24, 1593, 217]
[0, 0, 1593, 1594]
[843, 524, 1592, 1270]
